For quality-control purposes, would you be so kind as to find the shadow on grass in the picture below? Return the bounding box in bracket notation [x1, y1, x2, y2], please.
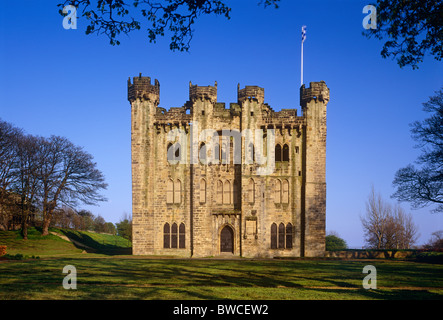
[57, 229, 132, 256]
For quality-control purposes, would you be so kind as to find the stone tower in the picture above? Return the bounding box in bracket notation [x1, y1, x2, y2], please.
[128, 74, 330, 258]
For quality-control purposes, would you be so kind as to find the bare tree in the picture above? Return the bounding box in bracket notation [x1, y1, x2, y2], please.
[361, 186, 419, 249]
[361, 186, 391, 249]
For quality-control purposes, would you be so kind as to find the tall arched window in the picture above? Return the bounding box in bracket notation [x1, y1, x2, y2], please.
[247, 143, 255, 164]
[174, 179, 181, 204]
[283, 144, 289, 162]
[248, 179, 255, 204]
[179, 223, 185, 249]
[216, 180, 223, 205]
[286, 223, 293, 249]
[200, 179, 206, 203]
[278, 223, 285, 249]
[275, 144, 282, 162]
[167, 143, 174, 162]
[274, 179, 281, 204]
[270, 223, 277, 249]
[223, 180, 231, 204]
[171, 222, 178, 248]
[167, 179, 174, 204]
[199, 142, 207, 164]
[282, 179, 289, 204]
[163, 223, 170, 248]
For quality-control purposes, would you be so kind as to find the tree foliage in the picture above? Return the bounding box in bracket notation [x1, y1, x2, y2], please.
[363, 0, 443, 69]
[57, 0, 280, 50]
[392, 88, 443, 212]
[325, 232, 348, 251]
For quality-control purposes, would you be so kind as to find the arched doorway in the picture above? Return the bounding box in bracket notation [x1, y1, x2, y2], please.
[220, 225, 234, 253]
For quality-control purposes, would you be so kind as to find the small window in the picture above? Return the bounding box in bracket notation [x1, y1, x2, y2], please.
[275, 144, 282, 162]
[202, 110, 205, 115]
[179, 223, 185, 249]
[171, 223, 178, 248]
[286, 223, 293, 249]
[216, 180, 223, 205]
[167, 179, 174, 204]
[174, 180, 181, 204]
[283, 144, 289, 161]
[250, 112, 254, 116]
[278, 223, 285, 249]
[295, 146, 299, 154]
[274, 179, 281, 204]
[271, 223, 277, 249]
[223, 180, 231, 204]
[199, 143, 207, 164]
[163, 223, 170, 248]
[282, 180, 289, 204]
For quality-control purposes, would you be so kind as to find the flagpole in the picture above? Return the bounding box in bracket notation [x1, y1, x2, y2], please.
[301, 25, 306, 87]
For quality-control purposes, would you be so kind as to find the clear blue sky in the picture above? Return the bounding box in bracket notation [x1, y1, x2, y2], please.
[0, 1, 441, 248]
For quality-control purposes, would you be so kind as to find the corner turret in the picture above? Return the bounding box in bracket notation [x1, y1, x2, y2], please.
[128, 73, 160, 105]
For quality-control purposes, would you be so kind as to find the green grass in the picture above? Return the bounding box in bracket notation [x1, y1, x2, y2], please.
[0, 227, 131, 257]
[0, 258, 442, 300]
[0, 228, 442, 300]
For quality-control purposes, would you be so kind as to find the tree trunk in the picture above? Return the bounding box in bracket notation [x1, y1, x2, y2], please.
[42, 217, 50, 236]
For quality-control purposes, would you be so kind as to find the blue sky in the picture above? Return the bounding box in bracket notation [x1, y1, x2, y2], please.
[0, 1, 441, 248]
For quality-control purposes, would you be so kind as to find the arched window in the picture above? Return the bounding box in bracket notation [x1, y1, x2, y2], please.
[274, 179, 281, 204]
[167, 179, 174, 204]
[163, 223, 170, 248]
[278, 223, 285, 249]
[248, 179, 255, 204]
[179, 223, 185, 249]
[174, 142, 181, 160]
[213, 142, 220, 163]
[223, 180, 231, 204]
[174, 179, 181, 204]
[247, 143, 255, 164]
[171, 223, 178, 248]
[216, 180, 223, 204]
[275, 144, 282, 162]
[200, 179, 206, 203]
[283, 144, 289, 162]
[282, 179, 289, 204]
[270, 223, 277, 249]
[199, 142, 207, 164]
[286, 223, 293, 249]
[167, 143, 174, 162]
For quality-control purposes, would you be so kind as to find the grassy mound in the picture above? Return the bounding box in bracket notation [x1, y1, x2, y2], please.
[0, 227, 131, 258]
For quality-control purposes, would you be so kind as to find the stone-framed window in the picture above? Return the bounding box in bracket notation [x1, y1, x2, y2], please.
[270, 222, 293, 249]
[274, 179, 289, 204]
[223, 180, 231, 204]
[163, 223, 170, 248]
[163, 222, 186, 249]
[167, 179, 181, 204]
[179, 223, 185, 249]
[275, 143, 290, 162]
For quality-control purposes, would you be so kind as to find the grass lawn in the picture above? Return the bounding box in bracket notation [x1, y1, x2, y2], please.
[0, 228, 442, 300]
[0, 257, 442, 300]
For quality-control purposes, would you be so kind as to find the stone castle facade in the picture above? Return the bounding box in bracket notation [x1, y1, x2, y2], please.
[128, 74, 329, 258]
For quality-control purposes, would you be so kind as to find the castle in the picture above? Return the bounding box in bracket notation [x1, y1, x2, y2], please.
[128, 74, 329, 258]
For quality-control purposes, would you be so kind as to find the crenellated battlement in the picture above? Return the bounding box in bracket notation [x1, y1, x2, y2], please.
[300, 81, 329, 108]
[128, 73, 160, 103]
[189, 81, 217, 102]
[237, 85, 264, 104]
